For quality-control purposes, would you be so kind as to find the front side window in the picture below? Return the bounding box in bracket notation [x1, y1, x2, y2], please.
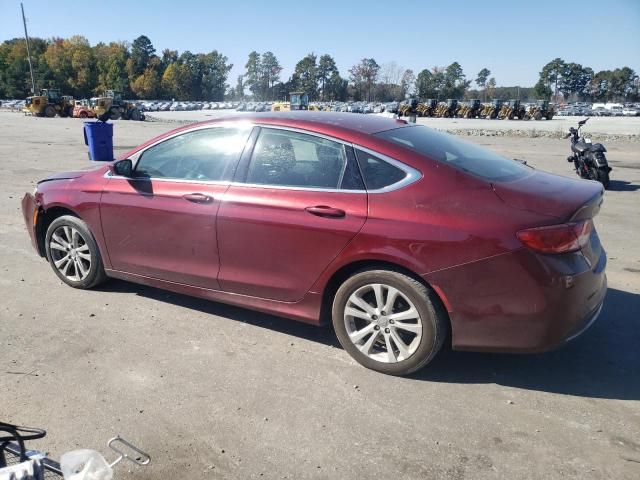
[246, 128, 351, 189]
[135, 127, 250, 181]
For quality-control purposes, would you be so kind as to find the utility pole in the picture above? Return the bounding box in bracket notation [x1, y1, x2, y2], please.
[21, 2, 36, 94]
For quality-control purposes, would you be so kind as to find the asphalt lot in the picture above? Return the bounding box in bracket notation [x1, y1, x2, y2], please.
[1, 112, 639, 479]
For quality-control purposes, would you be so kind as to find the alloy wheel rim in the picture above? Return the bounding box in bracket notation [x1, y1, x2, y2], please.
[343, 283, 423, 363]
[49, 226, 91, 282]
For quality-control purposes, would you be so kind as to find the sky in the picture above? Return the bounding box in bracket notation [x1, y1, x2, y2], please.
[1, 0, 639, 88]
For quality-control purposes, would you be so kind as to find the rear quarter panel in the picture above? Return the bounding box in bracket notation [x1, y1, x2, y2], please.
[310, 153, 557, 296]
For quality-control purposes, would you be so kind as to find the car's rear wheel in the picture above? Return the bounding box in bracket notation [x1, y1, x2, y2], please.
[45, 215, 107, 289]
[332, 270, 447, 376]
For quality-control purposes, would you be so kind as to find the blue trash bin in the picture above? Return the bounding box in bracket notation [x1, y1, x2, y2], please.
[84, 121, 114, 161]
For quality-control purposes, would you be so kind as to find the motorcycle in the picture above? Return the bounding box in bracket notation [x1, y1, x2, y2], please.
[565, 118, 612, 189]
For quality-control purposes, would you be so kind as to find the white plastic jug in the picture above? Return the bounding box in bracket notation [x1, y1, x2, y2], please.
[60, 449, 113, 480]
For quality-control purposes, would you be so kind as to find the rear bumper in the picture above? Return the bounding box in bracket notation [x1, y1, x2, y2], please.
[21, 193, 40, 255]
[425, 246, 608, 353]
[566, 298, 604, 343]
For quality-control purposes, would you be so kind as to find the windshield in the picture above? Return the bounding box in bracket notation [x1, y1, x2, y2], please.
[375, 125, 531, 182]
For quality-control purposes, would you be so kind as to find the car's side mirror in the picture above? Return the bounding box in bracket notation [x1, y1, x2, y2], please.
[111, 159, 133, 177]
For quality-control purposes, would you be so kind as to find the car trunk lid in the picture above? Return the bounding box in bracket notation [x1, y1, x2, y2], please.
[492, 170, 604, 221]
[494, 170, 604, 265]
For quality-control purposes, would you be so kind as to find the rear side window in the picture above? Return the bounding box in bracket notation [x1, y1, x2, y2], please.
[247, 128, 351, 189]
[354, 149, 408, 190]
[376, 125, 530, 182]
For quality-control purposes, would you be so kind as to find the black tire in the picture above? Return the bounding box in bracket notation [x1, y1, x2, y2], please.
[130, 108, 141, 121]
[45, 215, 108, 289]
[534, 112, 543, 120]
[332, 269, 447, 376]
[109, 108, 121, 120]
[79, 111, 88, 118]
[597, 168, 610, 189]
[44, 105, 56, 118]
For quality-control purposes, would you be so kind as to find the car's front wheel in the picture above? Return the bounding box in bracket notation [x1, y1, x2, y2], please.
[332, 270, 447, 376]
[45, 215, 107, 289]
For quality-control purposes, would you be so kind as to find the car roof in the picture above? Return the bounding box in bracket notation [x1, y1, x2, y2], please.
[121, 112, 412, 160]
[209, 111, 409, 134]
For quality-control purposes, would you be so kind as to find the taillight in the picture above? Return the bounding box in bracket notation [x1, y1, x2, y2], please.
[516, 220, 593, 254]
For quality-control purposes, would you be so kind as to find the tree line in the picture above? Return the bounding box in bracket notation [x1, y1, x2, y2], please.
[0, 35, 231, 101]
[0, 35, 637, 103]
[534, 58, 638, 103]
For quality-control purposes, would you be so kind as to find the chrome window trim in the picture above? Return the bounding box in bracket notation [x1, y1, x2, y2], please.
[247, 124, 421, 194]
[352, 145, 422, 193]
[108, 122, 422, 194]
[103, 170, 230, 186]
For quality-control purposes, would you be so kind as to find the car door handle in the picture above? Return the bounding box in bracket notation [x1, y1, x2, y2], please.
[182, 193, 213, 203]
[305, 205, 345, 218]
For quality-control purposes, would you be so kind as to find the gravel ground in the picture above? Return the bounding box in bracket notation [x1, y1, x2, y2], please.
[1, 112, 639, 480]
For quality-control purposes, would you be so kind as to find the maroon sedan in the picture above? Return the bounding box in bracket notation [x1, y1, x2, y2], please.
[21, 113, 607, 375]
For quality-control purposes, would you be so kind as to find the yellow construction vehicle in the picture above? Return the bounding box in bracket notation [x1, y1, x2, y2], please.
[456, 99, 482, 118]
[23, 89, 74, 117]
[498, 99, 526, 120]
[436, 99, 458, 118]
[90, 90, 143, 121]
[480, 99, 502, 119]
[459, 98, 482, 118]
[434, 101, 447, 117]
[417, 99, 438, 117]
[398, 100, 413, 117]
[398, 98, 420, 120]
[523, 100, 555, 120]
[272, 91, 310, 112]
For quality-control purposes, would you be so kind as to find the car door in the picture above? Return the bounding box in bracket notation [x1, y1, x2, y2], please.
[100, 126, 252, 289]
[217, 127, 368, 302]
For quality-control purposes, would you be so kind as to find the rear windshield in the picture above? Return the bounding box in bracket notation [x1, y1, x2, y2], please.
[376, 126, 531, 182]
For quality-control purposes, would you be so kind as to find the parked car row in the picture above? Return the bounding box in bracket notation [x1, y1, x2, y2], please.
[138, 101, 243, 112]
[295, 101, 400, 114]
[556, 102, 640, 117]
[0, 99, 26, 110]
